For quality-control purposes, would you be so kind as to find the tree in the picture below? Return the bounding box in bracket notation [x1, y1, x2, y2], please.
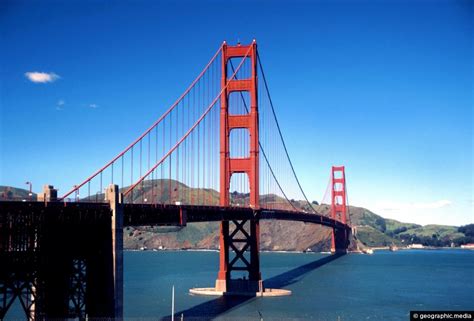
[458, 224, 474, 237]
[374, 217, 386, 233]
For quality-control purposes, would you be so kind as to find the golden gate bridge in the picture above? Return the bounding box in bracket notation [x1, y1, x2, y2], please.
[0, 40, 351, 320]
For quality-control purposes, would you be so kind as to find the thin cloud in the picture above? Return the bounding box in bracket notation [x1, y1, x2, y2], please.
[56, 99, 65, 111]
[89, 103, 99, 109]
[377, 200, 452, 211]
[413, 200, 452, 209]
[25, 71, 60, 83]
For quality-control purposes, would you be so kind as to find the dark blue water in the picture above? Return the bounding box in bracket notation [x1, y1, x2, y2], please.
[5, 249, 473, 320]
[124, 249, 474, 320]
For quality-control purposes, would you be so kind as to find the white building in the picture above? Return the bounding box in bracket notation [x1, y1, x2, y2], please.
[408, 244, 424, 249]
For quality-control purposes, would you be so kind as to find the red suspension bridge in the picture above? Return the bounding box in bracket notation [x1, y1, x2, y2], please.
[0, 40, 352, 320]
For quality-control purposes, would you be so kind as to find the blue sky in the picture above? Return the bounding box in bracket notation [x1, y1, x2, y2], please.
[0, 0, 472, 225]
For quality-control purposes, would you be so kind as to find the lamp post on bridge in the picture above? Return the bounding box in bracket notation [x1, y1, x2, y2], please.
[25, 181, 32, 200]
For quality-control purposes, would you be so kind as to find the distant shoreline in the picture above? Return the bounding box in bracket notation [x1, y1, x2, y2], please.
[359, 246, 474, 252]
[124, 248, 323, 254]
[123, 247, 474, 253]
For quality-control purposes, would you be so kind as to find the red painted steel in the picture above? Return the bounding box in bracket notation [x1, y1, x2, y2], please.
[219, 41, 259, 208]
[217, 40, 262, 292]
[330, 166, 349, 252]
[331, 166, 347, 223]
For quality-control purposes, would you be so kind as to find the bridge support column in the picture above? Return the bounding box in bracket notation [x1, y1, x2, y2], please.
[215, 218, 262, 293]
[331, 228, 351, 254]
[105, 184, 124, 319]
[82, 184, 123, 319]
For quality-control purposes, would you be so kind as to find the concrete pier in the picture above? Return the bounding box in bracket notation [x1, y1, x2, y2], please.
[189, 287, 291, 297]
[0, 184, 124, 320]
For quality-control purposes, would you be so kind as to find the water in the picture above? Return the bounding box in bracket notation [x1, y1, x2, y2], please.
[5, 249, 473, 320]
[124, 249, 474, 320]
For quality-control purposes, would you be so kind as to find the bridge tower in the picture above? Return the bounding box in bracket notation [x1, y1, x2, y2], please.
[330, 166, 350, 253]
[216, 40, 263, 293]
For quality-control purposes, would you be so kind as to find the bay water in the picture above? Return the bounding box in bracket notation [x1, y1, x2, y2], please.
[124, 249, 473, 320]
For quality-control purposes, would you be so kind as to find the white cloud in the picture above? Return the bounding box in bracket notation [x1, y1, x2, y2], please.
[56, 99, 65, 111]
[415, 200, 452, 209]
[25, 71, 60, 83]
[89, 103, 99, 109]
[376, 200, 452, 211]
[366, 199, 455, 225]
[356, 199, 469, 226]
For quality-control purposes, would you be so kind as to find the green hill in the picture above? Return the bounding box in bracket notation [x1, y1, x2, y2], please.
[355, 225, 396, 247]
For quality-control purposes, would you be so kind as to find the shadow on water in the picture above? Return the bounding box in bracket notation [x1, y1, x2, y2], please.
[264, 252, 345, 289]
[161, 253, 345, 321]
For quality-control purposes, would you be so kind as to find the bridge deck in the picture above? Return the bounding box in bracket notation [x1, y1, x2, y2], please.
[0, 201, 350, 230]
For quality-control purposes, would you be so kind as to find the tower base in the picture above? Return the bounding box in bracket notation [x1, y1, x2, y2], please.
[215, 278, 263, 293]
[191, 278, 290, 297]
[331, 227, 351, 254]
[190, 286, 291, 297]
